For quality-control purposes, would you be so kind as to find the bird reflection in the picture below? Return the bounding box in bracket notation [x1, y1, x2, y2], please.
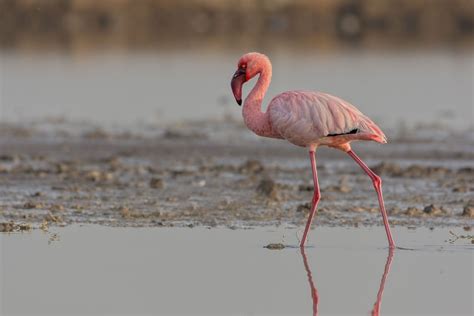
[299, 247, 395, 316]
[300, 247, 319, 315]
[371, 248, 395, 316]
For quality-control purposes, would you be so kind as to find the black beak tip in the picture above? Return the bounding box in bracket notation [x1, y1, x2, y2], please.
[237, 99, 242, 106]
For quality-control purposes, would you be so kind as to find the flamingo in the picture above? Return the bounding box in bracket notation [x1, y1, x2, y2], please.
[230, 52, 395, 248]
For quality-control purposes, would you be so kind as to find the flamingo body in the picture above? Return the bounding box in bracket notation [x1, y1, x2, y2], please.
[230, 52, 395, 248]
[268, 90, 387, 149]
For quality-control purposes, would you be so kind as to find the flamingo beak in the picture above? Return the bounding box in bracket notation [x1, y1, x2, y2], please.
[231, 68, 246, 106]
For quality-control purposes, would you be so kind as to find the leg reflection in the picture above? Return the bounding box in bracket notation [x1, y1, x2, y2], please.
[300, 247, 319, 316]
[371, 248, 395, 316]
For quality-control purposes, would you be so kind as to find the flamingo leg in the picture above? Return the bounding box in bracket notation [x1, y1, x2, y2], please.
[347, 150, 395, 248]
[300, 150, 321, 247]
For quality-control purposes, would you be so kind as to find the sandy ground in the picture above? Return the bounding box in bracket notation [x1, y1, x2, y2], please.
[0, 120, 473, 232]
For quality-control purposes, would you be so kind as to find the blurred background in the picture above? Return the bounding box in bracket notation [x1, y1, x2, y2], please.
[0, 0, 473, 132]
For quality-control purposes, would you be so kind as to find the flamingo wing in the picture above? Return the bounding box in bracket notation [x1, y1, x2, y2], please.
[268, 91, 387, 147]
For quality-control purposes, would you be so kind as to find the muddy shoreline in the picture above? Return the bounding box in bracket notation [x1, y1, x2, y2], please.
[0, 120, 473, 232]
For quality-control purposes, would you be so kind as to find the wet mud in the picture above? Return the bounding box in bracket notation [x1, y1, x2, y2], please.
[0, 120, 473, 231]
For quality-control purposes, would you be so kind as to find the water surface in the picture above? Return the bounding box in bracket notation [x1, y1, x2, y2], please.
[1, 50, 472, 130]
[1, 226, 472, 315]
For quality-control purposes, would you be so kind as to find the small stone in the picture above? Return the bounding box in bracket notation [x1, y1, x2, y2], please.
[298, 184, 313, 192]
[452, 186, 468, 193]
[56, 163, 69, 174]
[462, 206, 474, 218]
[0, 222, 14, 232]
[296, 202, 311, 213]
[0, 154, 16, 162]
[423, 204, 447, 216]
[0, 222, 31, 232]
[256, 178, 278, 199]
[149, 178, 165, 189]
[24, 202, 43, 209]
[119, 206, 130, 218]
[45, 212, 61, 223]
[86, 170, 102, 182]
[264, 243, 285, 250]
[82, 129, 109, 139]
[40, 220, 49, 232]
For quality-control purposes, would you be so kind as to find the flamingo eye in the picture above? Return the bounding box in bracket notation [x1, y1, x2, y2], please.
[240, 63, 247, 69]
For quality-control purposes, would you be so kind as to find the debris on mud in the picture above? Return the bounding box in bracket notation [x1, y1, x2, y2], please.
[423, 204, 449, 216]
[264, 243, 285, 250]
[0, 122, 472, 230]
[256, 178, 278, 199]
[0, 222, 32, 233]
[150, 178, 165, 189]
[446, 230, 474, 244]
[82, 128, 110, 139]
[45, 212, 63, 223]
[85, 170, 114, 182]
[117, 206, 161, 219]
[0, 154, 18, 162]
[239, 159, 264, 174]
[40, 220, 49, 232]
[462, 201, 474, 218]
[23, 202, 44, 209]
[298, 184, 313, 192]
[162, 128, 207, 140]
[48, 233, 60, 244]
[296, 202, 312, 213]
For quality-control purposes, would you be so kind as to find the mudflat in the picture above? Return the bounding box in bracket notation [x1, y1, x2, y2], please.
[0, 120, 473, 231]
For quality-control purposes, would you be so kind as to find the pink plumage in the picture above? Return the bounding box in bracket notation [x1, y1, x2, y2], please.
[230, 52, 395, 248]
[268, 91, 387, 149]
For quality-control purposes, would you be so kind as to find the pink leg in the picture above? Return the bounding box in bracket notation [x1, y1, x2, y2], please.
[300, 150, 321, 247]
[347, 150, 395, 248]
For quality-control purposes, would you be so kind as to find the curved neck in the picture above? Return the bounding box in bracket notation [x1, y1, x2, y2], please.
[242, 64, 274, 137]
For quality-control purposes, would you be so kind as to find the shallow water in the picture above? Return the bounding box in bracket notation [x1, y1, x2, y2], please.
[1, 226, 472, 315]
[1, 50, 473, 130]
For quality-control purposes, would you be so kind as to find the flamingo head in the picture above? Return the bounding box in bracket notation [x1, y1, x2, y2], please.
[231, 52, 269, 106]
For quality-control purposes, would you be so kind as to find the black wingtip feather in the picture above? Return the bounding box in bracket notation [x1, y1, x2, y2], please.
[327, 128, 359, 137]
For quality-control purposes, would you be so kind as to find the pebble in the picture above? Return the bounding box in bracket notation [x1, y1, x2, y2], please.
[256, 178, 278, 199]
[264, 243, 285, 250]
[149, 178, 165, 189]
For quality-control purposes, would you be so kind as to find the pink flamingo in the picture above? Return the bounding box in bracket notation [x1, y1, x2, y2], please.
[230, 52, 395, 248]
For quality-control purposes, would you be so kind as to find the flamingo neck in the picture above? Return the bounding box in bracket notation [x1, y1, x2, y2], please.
[242, 64, 275, 137]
